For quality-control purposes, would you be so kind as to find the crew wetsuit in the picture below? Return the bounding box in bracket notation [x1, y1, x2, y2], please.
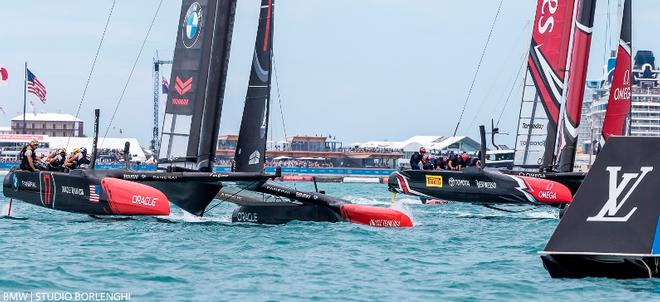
[409, 152, 423, 170]
[19, 146, 38, 172]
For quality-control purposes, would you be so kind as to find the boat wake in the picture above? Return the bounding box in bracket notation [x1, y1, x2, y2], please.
[343, 196, 422, 206]
[160, 209, 232, 224]
[0, 200, 10, 217]
[0, 199, 26, 220]
[437, 208, 558, 220]
[390, 199, 415, 225]
[343, 196, 386, 205]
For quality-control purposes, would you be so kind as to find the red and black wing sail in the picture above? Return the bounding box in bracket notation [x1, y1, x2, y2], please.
[601, 0, 632, 141]
[556, 0, 598, 172]
[235, 0, 274, 172]
[514, 0, 578, 168]
[159, 0, 237, 170]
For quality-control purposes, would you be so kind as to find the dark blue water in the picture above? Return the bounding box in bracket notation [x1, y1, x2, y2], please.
[1, 180, 659, 301]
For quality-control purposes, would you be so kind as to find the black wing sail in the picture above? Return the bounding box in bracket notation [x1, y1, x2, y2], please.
[234, 0, 274, 172]
[543, 136, 660, 256]
[159, 0, 237, 171]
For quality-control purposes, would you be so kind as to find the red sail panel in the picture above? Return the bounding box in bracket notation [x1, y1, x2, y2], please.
[601, 0, 632, 141]
[556, 0, 598, 172]
[514, 0, 577, 167]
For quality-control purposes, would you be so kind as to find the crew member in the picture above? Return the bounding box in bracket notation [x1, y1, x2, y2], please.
[422, 154, 434, 170]
[433, 156, 447, 170]
[447, 152, 459, 170]
[78, 147, 91, 167]
[409, 147, 426, 170]
[468, 151, 481, 167]
[458, 153, 470, 170]
[64, 148, 82, 170]
[46, 148, 67, 171]
[19, 139, 40, 172]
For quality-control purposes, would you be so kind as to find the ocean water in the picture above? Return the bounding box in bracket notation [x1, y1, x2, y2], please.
[1, 181, 659, 301]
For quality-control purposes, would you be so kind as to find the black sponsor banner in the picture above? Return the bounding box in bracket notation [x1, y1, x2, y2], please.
[161, 0, 237, 167]
[166, 1, 211, 116]
[545, 137, 660, 255]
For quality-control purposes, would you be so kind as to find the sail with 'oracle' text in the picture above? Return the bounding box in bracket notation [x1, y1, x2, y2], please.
[514, 0, 577, 169]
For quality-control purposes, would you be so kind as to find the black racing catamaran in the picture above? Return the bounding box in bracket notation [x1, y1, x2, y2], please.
[389, 127, 573, 207]
[3, 0, 271, 217]
[217, 0, 412, 227]
[388, 0, 602, 207]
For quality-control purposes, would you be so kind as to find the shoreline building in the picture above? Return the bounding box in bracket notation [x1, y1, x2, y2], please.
[217, 135, 402, 168]
[0, 113, 148, 162]
[10, 113, 84, 137]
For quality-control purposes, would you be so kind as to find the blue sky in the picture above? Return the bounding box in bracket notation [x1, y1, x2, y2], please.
[0, 0, 656, 147]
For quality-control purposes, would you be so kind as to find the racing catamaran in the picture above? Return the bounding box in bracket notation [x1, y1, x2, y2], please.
[389, 126, 573, 207]
[389, 0, 600, 207]
[219, 0, 412, 227]
[3, 0, 272, 216]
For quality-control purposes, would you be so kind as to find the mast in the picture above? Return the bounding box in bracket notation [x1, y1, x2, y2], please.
[234, 0, 274, 172]
[159, 0, 238, 171]
[601, 0, 632, 141]
[556, 0, 598, 172]
[513, 0, 578, 169]
[23, 62, 27, 134]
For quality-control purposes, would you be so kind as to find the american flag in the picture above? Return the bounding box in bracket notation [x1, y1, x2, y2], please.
[89, 185, 100, 203]
[27, 68, 47, 103]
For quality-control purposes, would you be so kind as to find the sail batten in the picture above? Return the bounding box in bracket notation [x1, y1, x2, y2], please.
[514, 0, 578, 168]
[234, 0, 274, 172]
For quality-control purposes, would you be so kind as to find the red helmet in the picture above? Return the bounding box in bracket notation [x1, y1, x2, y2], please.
[419, 147, 427, 153]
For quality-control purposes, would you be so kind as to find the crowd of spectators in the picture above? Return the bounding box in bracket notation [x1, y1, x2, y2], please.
[340, 146, 403, 154]
[266, 159, 335, 168]
[95, 148, 128, 164]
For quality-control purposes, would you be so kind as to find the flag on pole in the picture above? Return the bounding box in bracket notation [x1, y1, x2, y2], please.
[0, 67, 8, 87]
[162, 76, 169, 94]
[27, 68, 47, 103]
